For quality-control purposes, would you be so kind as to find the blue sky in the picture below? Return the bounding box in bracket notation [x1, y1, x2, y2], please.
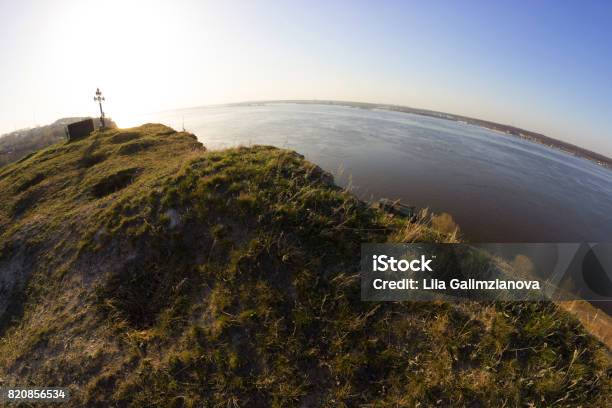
[1, 0, 611, 155]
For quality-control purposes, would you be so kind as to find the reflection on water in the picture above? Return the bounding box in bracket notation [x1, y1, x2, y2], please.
[119, 103, 612, 242]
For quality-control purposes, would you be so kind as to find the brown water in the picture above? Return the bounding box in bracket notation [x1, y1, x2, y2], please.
[122, 103, 612, 242]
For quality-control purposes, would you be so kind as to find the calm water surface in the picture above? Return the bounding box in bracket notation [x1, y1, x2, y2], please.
[121, 103, 612, 242]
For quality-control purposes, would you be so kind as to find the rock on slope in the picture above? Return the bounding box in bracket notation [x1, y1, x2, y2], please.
[0, 124, 609, 407]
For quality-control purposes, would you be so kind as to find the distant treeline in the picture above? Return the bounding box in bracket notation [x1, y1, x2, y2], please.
[235, 100, 612, 169]
[0, 117, 116, 167]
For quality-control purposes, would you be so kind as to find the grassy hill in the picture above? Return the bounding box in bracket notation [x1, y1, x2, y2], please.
[0, 124, 609, 407]
[0, 117, 116, 167]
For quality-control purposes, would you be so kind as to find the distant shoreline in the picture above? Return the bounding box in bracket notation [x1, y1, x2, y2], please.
[227, 99, 612, 170]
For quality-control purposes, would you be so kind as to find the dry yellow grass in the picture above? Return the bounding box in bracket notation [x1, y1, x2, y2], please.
[560, 300, 612, 349]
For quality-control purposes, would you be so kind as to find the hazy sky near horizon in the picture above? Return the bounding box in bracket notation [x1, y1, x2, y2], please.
[1, 0, 611, 155]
